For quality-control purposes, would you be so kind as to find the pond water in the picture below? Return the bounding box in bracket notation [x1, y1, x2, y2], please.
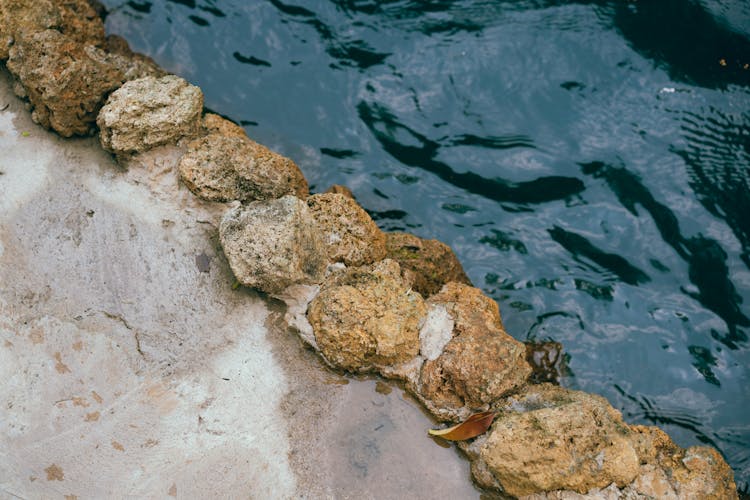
[101, 0, 750, 491]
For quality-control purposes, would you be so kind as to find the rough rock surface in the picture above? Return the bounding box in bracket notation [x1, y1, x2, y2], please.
[0, 1, 58, 60]
[307, 260, 426, 372]
[416, 283, 530, 420]
[385, 232, 472, 297]
[628, 425, 738, 499]
[306, 193, 386, 266]
[0, 0, 106, 61]
[324, 184, 355, 199]
[219, 196, 327, 294]
[56, 0, 106, 47]
[480, 384, 640, 497]
[97, 75, 203, 155]
[6, 29, 123, 137]
[179, 134, 308, 203]
[201, 113, 247, 138]
[100, 34, 165, 81]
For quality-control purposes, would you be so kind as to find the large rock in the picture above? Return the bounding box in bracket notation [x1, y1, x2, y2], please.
[178, 134, 308, 203]
[385, 232, 471, 297]
[5, 29, 123, 137]
[99, 34, 165, 82]
[416, 283, 530, 420]
[307, 259, 426, 372]
[0, 0, 106, 61]
[480, 384, 640, 497]
[219, 196, 327, 294]
[97, 75, 203, 155]
[306, 193, 386, 267]
[201, 112, 247, 138]
[628, 425, 738, 499]
[0, 0, 59, 60]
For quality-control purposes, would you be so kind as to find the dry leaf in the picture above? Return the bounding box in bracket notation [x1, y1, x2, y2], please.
[428, 411, 496, 441]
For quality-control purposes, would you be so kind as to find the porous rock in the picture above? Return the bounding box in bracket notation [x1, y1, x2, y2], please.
[480, 384, 640, 498]
[628, 425, 738, 499]
[179, 134, 308, 203]
[385, 232, 471, 297]
[97, 75, 203, 155]
[100, 34, 165, 81]
[201, 113, 247, 138]
[306, 193, 386, 266]
[56, 0, 106, 47]
[6, 29, 123, 136]
[219, 195, 327, 294]
[307, 259, 426, 372]
[324, 184, 355, 199]
[0, 1, 56, 59]
[0, 0, 106, 60]
[416, 282, 530, 420]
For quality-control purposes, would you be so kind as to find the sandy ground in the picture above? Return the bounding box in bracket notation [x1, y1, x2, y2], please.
[0, 67, 478, 499]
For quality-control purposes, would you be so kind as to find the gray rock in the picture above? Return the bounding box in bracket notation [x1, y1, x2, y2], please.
[219, 196, 327, 294]
[97, 75, 203, 155]
[6, 29, 123, 137]
[178, 134, 308, 203]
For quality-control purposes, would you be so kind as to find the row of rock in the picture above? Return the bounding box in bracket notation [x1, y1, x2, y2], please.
[0, 2, 738, 498]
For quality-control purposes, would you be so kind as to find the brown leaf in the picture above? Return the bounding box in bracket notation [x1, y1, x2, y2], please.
[428, 411, 496, 441]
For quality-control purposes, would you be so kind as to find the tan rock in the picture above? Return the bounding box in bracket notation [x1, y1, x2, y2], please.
[219, 196, 327, 294]
[201, 113, 247, 138]
[480, 384, 640, 497]
[307, 259, 426, 372]
[6, 29, 123, 137]
[324, 184, 355, 199]
[179, 134, 308, 203]
[672, 446, 738, 499]
[56, 0, 106, 47]
[385, 232, 471, 297]
[97, 75, 203, 155]
[306, 193, 386, 266]
[416, 283, 529, 419]
[100, 34, 165, 81]
[0, 1, 75, 60]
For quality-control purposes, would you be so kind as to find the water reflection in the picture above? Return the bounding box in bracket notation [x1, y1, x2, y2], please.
[581, 161, 749, 350]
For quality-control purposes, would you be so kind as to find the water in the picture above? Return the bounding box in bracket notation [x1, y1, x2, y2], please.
[101, 0, 750, 490]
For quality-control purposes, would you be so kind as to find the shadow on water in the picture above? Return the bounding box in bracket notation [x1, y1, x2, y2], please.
[581, 161, 749, 350]
[357, 101, 585, 207]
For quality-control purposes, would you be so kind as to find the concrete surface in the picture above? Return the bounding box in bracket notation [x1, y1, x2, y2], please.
[0, 67, 479, 499]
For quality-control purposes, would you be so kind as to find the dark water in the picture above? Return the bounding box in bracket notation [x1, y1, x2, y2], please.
[101, 0, 750, 490]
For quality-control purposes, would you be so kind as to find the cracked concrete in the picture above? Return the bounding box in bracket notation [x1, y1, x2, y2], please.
[0, 67, 478, 499]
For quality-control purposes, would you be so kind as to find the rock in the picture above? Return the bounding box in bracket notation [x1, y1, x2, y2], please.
[628, 425, 738, 499]
[201, 113, 247, 138]
[97, 75, 203, 155]
[480, 384, 640, 497]
[324, 184, 355, 199]
[385, 232, 472, 297]
[219, 195, 327, 294]
[416, 283, 530, 420]
[0, 0, 59, 60]
[100, 34, 165, 81]
[56, 0, 106, 47]
[307, 259, 426, 372]
[525, 340, 570, 385]
[6, 29, 123, 137]
[178, 134, 308, 203]
[306, 193, 386, 267]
